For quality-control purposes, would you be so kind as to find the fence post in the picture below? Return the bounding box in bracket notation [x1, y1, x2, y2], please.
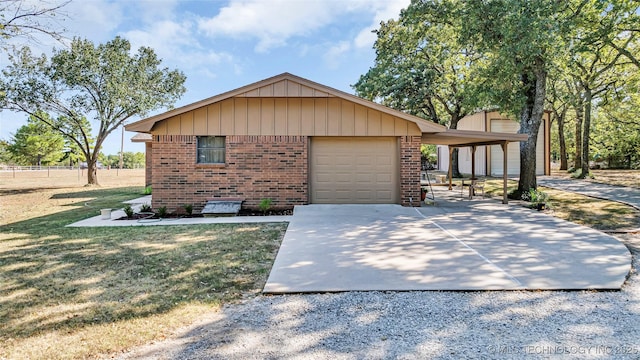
[48, 166, 50, 177]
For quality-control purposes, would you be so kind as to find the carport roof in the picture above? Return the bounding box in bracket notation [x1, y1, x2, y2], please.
[422, 128, 529, 147]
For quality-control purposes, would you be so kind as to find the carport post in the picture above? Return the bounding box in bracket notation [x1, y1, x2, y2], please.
[471, 145, 476, 180]
[448, 146, 454, 190]
[501, 141, 508, 204]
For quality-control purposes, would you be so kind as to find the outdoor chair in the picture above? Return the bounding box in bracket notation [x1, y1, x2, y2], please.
[470, 178, 486, 199]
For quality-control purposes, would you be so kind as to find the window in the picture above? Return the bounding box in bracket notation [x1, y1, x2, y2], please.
[197, 136, 225, 164]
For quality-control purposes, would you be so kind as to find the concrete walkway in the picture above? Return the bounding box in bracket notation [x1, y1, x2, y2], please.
[67, 196, 292, 227]
[264, 189, 631, 293]
[538, 176, 640, 210]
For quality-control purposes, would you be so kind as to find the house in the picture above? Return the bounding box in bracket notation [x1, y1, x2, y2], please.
[125, 73, 527, 212]
[436, 110, 551, 176]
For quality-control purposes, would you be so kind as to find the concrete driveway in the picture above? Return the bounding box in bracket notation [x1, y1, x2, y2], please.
[264, 191, 631, 293]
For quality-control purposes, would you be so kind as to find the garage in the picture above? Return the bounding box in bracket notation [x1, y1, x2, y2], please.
[490, 119, 545, 175]
[310, 137, 399, 204]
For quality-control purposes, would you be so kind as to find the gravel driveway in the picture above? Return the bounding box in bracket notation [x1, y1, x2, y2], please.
[120, 234, 640, 360]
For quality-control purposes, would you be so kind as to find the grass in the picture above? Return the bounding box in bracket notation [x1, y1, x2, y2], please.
[0, 170, 286, 359]
[484, 178, 640, 231]
[551, 169, 640, 189]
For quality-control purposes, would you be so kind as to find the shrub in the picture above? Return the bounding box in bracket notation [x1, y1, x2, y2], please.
[258, 198, 273, 213]
[155, 206, 168, 218]
[123, 204, 134, 218]
[140, 203, 153, 213]
[183, 204, 193, 216]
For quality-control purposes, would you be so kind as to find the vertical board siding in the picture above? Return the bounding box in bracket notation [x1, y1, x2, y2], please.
[234, 98, 248, 135]
[287, 98, 301, 134]
[260, 99, 275, 135]
[152, 97, 421, 136]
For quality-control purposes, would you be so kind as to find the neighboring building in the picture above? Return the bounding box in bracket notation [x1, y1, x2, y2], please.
[126, 74, 528, 212]
[436, 110, 551, 176]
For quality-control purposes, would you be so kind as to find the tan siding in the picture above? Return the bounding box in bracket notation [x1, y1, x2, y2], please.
[151, 120, 167, 135]
[153, 96, 424, 137]
[287, 80, 301, 96]
[354, 104, 367, 135]
[193, 107, 207, 134]
[313, 98, 327, 135]
[300, 98, 315, 135]
[341, 101, 355, 136]
[220, 100, 234, 134]
[274, 98, 287, 134]
[207, 103, 221, 135]
[394, 117, 408, 135]
[234, 98, 248, 135]
[261, 99, 275, 135]
[381, 113, 394, 135]
[327, 98, 341, 135]
[273, 80, 286, 96]
[258, 84, 273, 97]
[287, 98, 301, 134]
[167, 116, 181, 134]
[300, 85, 314, 97]
[181, 112, 194, 135]
[247, 98, 261, 134]
[244, 88, 260, 97]
[367, 109, 381, 136]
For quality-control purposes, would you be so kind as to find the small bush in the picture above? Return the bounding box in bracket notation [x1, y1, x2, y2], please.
[258, 198, 273, 213]
[123, 204, 134, 218]
[183, 204, 193, 216]
[143, 186, 152, 195]
[155, 206, 168, 218]
[140, 203, 153, 213]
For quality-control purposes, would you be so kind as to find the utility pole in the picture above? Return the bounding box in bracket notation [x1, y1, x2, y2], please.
[118, 125, 124, 174]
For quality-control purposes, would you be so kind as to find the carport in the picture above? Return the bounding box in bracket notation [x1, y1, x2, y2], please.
[422, 129, 529, 204]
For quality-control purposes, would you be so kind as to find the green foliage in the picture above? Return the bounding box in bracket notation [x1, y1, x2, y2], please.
[0, 36, 186, 184]
[155, 206, 168, 218]
[6, 112, 65, 166]
[143, 186, 152, 195]
[140, 203, 152, 213]
[258, 198, 273, 213]
[183, 204, 193, 216]
[123, 204, 134, 218]
[99, 152, 146, 169]
[522, 188, 550, 205]
[353, 1, 481, 126]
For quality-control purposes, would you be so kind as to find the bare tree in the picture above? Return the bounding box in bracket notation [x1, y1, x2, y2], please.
[0, 0, 70, 47]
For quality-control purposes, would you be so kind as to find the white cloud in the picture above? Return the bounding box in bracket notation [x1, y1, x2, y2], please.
[324, 41, 352, 69]
[354, 0, 410, 49]
[64, 0, 124, 43]
[198, 0, 340, 52]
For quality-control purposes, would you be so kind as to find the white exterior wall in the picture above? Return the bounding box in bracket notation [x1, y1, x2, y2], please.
[435, 111, 546, 176]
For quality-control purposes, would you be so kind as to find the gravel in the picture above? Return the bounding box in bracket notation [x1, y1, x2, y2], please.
[119, 235, 640, 360]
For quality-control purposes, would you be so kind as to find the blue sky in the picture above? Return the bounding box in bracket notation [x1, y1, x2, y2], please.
[0, 0, 410, 155]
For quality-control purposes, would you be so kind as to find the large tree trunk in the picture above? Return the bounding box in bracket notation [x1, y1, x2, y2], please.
[86, 152, 100, 186]
[516, 66, 547, 198]
[579, 89, 593, 178]
[574, 103, 583, 170]
[449, 114, 463, 178]
[557, 107, 568, 170]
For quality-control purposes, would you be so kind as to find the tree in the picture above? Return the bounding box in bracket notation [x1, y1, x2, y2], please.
[546, 76, 571, 170]
[0, 0, 70, 47]
[353, 0, 483, 177]
[7, 112, 64, 166]
[0, 36, 186, 185]
[457, 0, 569, 197]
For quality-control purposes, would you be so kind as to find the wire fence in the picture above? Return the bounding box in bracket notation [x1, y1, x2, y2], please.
[0, 165, 145, 179]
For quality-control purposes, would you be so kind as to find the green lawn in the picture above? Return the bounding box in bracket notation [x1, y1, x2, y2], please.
[0, 186, 286, 359]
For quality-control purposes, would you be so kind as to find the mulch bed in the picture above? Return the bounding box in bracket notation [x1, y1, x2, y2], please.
[116, 208, 293, 220]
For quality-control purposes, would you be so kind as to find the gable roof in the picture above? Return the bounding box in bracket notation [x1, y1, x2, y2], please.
[125, 72, 446, 133]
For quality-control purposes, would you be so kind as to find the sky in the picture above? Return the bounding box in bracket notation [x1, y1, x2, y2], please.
[0, 0, 410, 155]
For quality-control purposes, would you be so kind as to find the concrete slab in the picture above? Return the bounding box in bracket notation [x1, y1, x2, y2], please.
[264, 191, 631, 293]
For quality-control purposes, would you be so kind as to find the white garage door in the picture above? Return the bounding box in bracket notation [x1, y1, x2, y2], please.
[490, 120, 545, 176]
[310, 137, 399, 204]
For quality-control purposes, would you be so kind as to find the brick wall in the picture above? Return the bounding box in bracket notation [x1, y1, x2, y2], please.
[151, 135, 308, 212]
[400, 135, 422, 207]
[145, 142, 152, 188]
